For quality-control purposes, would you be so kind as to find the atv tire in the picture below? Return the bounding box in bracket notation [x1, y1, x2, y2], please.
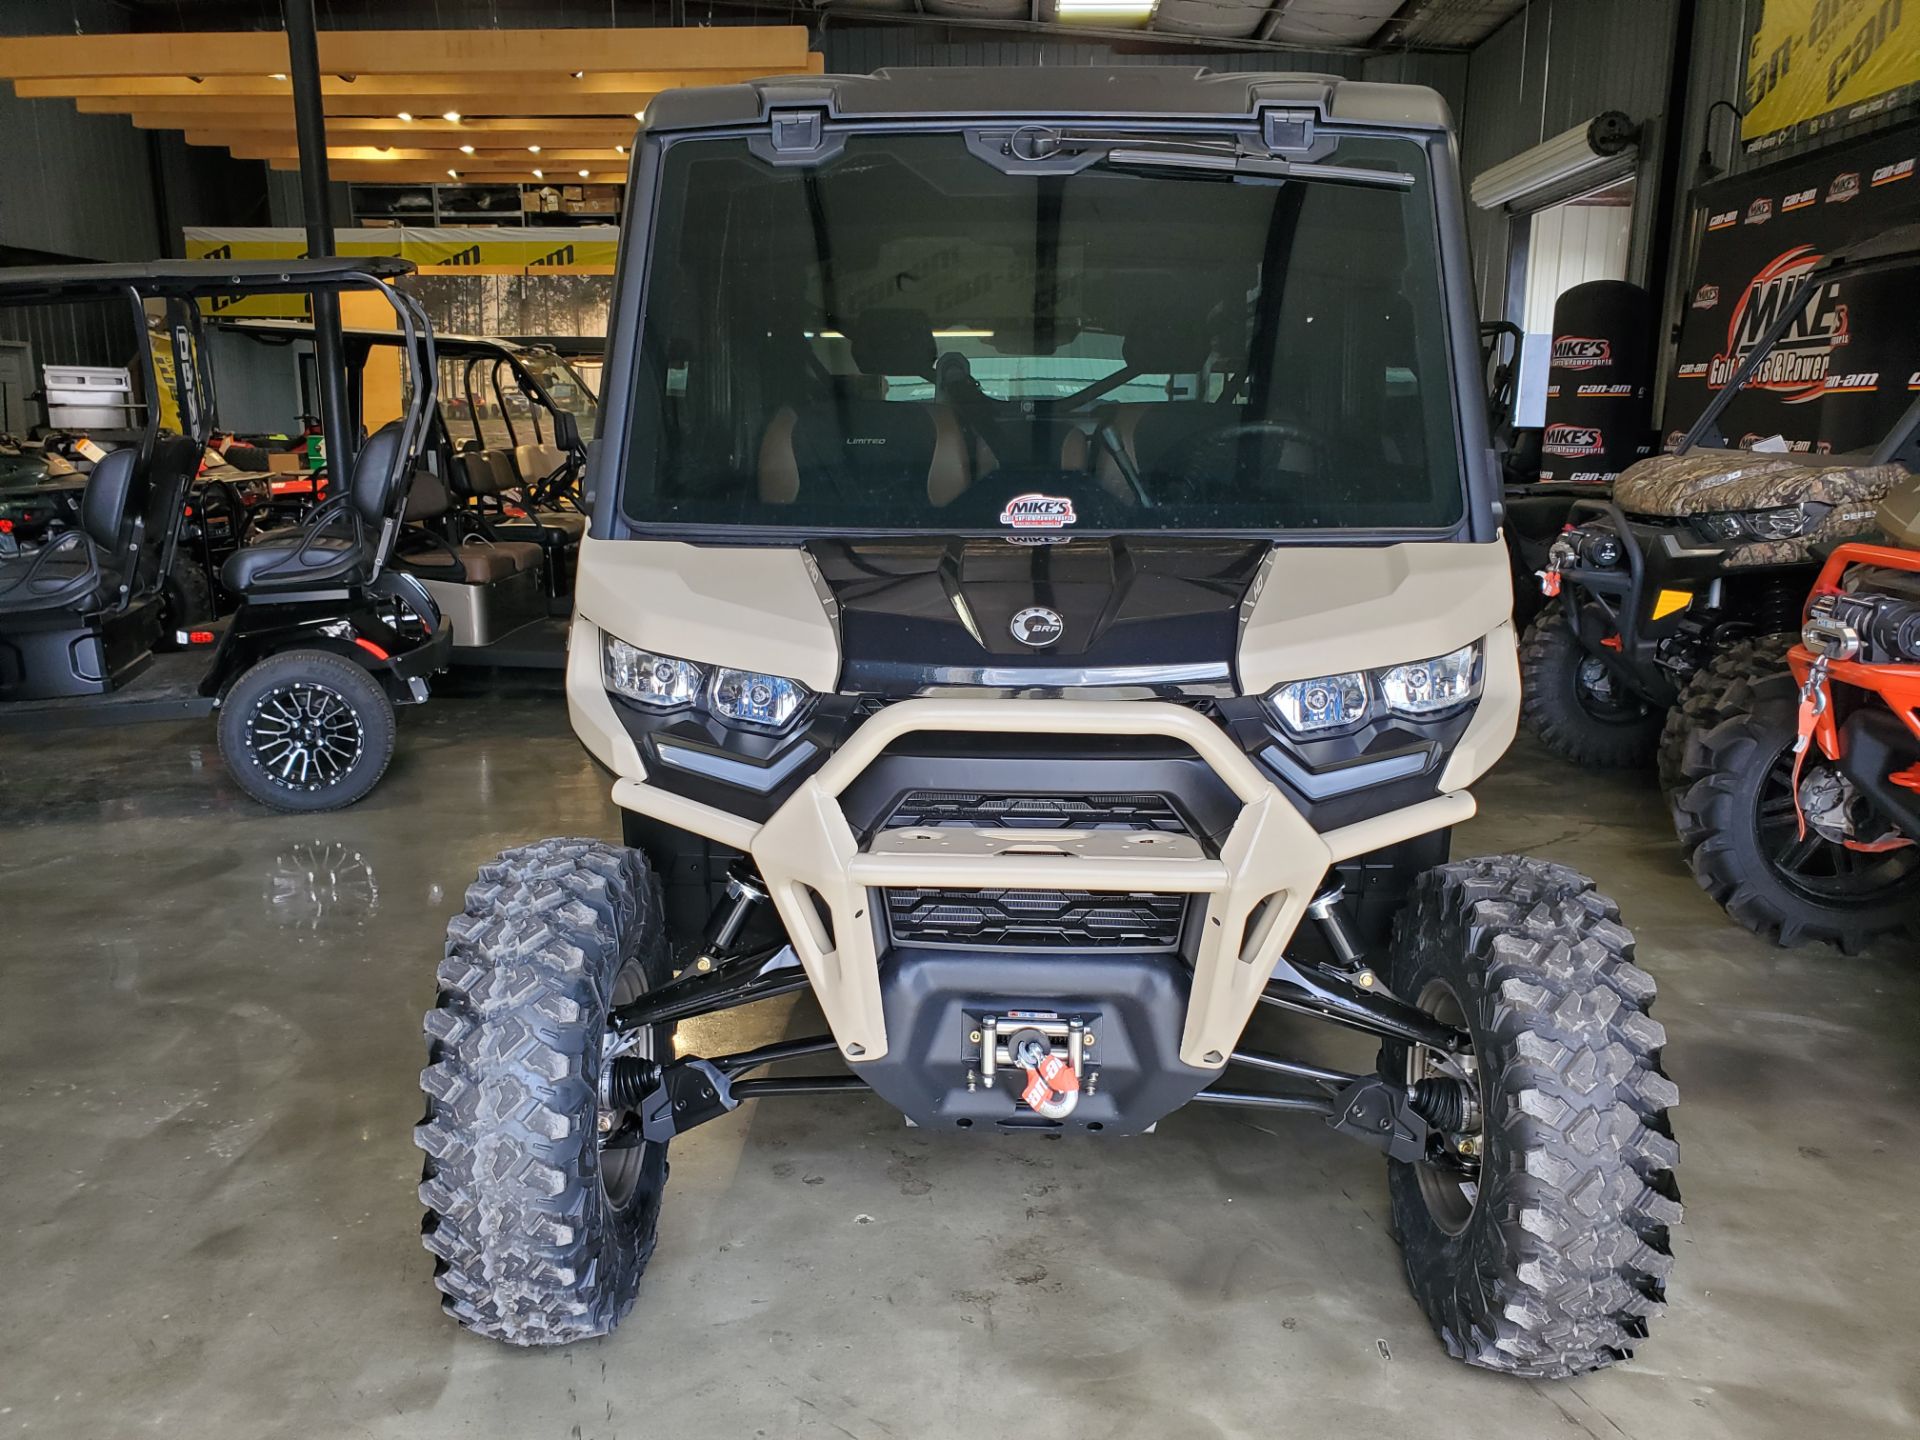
[1519, 613, 1663, 768]
[217, 649, 395, 811]
[1656, 633, 1794, 806]
[417, 839, 673, 1345]
[1674, 676, 1920, 951]
[1382, 856, 1681, 1378]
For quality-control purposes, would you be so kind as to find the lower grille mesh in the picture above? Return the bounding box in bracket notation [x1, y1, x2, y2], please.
[886, 888, 1187, 950]
[884, 791, 1188, 833]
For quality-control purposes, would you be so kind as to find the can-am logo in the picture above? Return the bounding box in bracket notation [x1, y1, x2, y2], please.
[1828, 171, 1861, 202]
[1707, 245, 1846, 403]
[1708, 208, 1739, 230]
[1677, 362, 1709, 379]
[999, 493, 1077, 529]
[1745, 197, 1774, 224]
[1783, 186, 1817, 212]
[1693, 284, 1721, 309]
[1872, 158, 1915, 187]
[1824, 372, 1880, 393]
[1575, 383, 1635, 398]
[1551, 337, 1612, 371]
[1543, 424, 1605, 457]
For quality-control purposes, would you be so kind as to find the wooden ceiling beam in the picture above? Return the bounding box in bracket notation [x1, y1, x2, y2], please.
[235, 145, 628, 163]
[320, 162, 629, 183]
[90, 92, 664, 119]
[0, 27, 812, 80]
[17, 68, 794, 100]
[181, 122, 637, 149]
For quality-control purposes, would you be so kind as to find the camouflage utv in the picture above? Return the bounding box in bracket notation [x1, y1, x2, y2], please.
[1521, 227, 1920, 790]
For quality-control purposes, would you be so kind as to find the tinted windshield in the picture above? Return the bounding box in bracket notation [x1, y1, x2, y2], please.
[624, 129, 1463, 534]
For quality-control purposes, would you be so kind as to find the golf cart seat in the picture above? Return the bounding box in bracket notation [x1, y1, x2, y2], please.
[0, 434, 199, 614]
[454, 448, 585, 545]
[222, 422, 407, 593]
[757, 308, 970, 507]
[391, 467, 547, 646]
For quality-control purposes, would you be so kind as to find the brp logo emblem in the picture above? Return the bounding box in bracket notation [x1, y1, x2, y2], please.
[1009, 607, 1065, 648]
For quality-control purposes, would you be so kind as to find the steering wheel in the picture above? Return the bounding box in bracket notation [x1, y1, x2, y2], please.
[1156, 419, 1332, 502]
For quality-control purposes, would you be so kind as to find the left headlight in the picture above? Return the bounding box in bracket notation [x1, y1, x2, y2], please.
[1264, 642, 1482, 736]
[602, 633, 812, 729]
[1693, 502, 1824, 544]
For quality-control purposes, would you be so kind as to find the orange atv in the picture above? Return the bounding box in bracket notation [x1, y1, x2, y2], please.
[1676, 480, 1920, 949]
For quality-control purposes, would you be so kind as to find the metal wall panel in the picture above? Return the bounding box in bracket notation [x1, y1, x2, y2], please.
[1457, 0, 1681, 317]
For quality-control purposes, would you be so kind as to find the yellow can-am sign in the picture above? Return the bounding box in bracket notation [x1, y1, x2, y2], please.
[1744, 0, 1920, 149]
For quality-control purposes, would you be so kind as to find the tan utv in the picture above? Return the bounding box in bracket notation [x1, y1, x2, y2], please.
[414, 68, 1681, 1378]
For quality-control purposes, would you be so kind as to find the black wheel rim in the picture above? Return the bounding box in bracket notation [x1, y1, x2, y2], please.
[245, 681, 364, 791]
[1573, 655, 1647, 726]
[1753, 746, 1920, 905]
[1408, 979, 1482, 1237]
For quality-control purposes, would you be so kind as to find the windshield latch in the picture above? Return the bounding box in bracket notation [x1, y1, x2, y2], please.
[1262, 109, 1316, 154]
[769, 109, 824, 155]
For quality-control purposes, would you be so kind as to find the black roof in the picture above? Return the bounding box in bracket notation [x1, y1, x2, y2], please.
[0, 256, 415, 303]
[641, 67, 1451, 135]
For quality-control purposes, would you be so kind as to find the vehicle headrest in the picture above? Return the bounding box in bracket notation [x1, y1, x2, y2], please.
[403, 466, 449, 521]
[1123, 308, 1211, 375]
[79, 447, 140, 550]
[846, 308, 936, 378]
[349, 422, 407, 525]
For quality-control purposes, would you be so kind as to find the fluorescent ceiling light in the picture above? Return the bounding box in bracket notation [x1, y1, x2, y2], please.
[532, 168, 544, 179]
[459, 143, 475, 155]
[442, 111, 461, 123]
[528, 144, 541, 154]
[577, 169, 590, 177]
[1055, 0, 1158, 19]
[396, 111, 413, 122]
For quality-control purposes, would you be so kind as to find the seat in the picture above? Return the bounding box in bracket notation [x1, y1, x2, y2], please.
[0, 447, 142, 612]
[757, 308, 971, 507]
[1062, 314, 1226, 499]
[222, 423, 408, 594]
[392, 468, 544, 583]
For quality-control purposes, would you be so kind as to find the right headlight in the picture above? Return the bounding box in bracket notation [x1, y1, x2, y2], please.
[1264, 642, 1483, 736]
[603, 637, 705, 709]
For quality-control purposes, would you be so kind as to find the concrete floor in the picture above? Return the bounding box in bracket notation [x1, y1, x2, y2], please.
[3, 688, 1917, 1440]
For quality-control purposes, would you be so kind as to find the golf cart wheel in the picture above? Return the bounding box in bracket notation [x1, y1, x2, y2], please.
[416, 839, 673, 1345]
[1382, 856, 1681, 1378]
[1519, 613, 1663, 768]
[217, 649, 395, 812]
[1675, 676, 1920, 951]
[162, 555, 214, 628]
[1657, 633, 1794, 809]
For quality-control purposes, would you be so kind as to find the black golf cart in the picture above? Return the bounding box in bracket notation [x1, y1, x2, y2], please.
[1523, 227, 1920, 781]
[223, 320, 592, 668]
[0, 257, 452, 811]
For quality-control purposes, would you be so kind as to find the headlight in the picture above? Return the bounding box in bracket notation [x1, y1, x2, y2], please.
[603, 636, 705, 709]
[1264, 643, 1482, 736]
[710, 667, 808, 729]
[1379, 644, 1482, 716]
[1268, 672, 1369, 734]
[602, 634, 812, 728]
[1694, 503, 1821, 544]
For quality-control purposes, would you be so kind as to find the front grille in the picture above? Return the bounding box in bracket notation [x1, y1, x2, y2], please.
[886, 888, 1187, 950]
[884, 790, 1189, 833]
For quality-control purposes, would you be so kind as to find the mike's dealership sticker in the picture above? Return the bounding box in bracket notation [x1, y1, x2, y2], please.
[1000, 493, 1077, 528]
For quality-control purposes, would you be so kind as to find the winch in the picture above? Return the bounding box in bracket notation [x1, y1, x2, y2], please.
[968, 1013, 1095, 1119]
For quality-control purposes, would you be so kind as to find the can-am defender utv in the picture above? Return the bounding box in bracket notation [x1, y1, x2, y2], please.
[1522, 228, 1920, 786]
[416, 69, 1681, 1377]
[0, 258, 452, 810]
[1673, 464, 1920, 949]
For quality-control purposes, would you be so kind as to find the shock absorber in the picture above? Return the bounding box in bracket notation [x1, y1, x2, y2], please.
[694, 863, 768, 969]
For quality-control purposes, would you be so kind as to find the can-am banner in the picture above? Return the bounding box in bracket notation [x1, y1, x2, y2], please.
[1662, 120, 1920, 455]
[1744, 0, 1920, 150]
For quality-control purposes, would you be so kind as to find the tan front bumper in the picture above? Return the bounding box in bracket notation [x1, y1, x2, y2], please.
[603, 690, 1475, 1071]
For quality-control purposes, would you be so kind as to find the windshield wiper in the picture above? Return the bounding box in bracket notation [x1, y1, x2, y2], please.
[1100, 145, 1414, 190]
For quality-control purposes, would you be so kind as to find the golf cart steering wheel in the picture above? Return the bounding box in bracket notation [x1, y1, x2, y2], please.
[1159, 419, 1332, 501]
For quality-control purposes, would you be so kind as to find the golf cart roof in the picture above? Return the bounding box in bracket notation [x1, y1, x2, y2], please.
[219, 317, 532, 359]
[640, 67, 1451, 135]
[0, 256, 415, 303]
